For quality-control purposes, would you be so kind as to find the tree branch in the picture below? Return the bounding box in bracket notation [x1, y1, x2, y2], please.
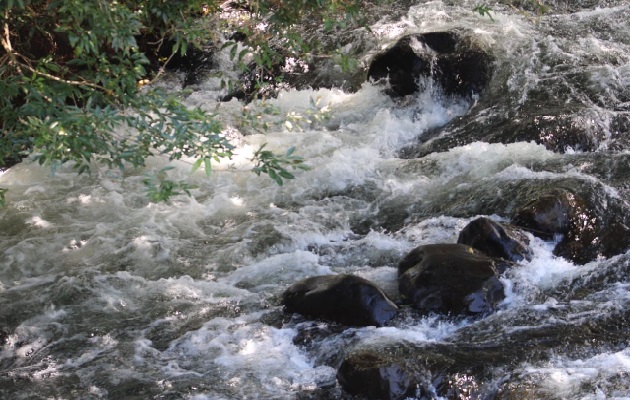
[1, 10, 112, 95]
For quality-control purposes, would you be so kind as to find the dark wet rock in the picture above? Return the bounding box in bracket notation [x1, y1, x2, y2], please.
[398, 244, 507, 316]
[282, 274, 398, 327]
[510, 187, 630, 264]
[336, 351, 419, 400]
[292, 322, 363, 370]
[171, 46, 216, 87]
[458, 217, 533, 263]
[138, 32, 216, 88]
[337, 278, 630, 399]
[337, 342, 524, 400]
[292, 323, 351, 348]
[399, 110, 612, 159]
[367, 31, 494, 99]
[511, 188, 575, 241]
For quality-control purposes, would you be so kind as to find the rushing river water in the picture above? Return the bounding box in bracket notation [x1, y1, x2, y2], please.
[2, 1, 630, 399]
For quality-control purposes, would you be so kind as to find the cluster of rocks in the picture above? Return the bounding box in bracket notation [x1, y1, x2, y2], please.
[282, 181, 630, 327]
[275, 30, 630, 398]
[281, 216, 526, 398]
[282, 216, 532, 329]
[281, 183, 630, 398]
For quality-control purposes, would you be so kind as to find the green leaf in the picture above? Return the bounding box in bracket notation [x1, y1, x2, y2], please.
[473, 4, 494, 21]
[278, 170, 294, 180]
[191, 158, 203, 173]
[268, 169, 282, 185]
[203, 158, 212, 176]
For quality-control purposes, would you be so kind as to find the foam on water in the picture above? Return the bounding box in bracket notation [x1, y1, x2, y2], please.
[520, 347, 630, 400]
[1, 2, 630, 398]
[428, 141, 555, 181]
[219, 250, 333, 291]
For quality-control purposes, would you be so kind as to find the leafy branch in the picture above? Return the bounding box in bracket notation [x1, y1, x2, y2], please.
[143, 166, 197, 203]
[473, 4, 495, 21]
[474, 1, 549, 21]
[252, 144, 310, 186]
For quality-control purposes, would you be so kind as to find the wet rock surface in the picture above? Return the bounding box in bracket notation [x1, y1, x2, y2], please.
[360, 173, 630, 265]
[367, 31, 495, 99]
[399, 110, 619, 158]
[337, 254, 630, 399]
[511, 187, 630, 264]
[511, 188, 575, 241]
[282, 274, 398, 327]
[336, 317, 630, 400]
[398, 244, 508, 316]
[336, 351, 419, 400]
[458, 217, 533, 262]
[336, 341, 524, 400]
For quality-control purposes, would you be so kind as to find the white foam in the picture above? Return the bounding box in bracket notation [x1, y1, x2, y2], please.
[0, 3, 628, 398]
[356, 315, 468, 345]
[219, 250, 332, 291]
[430, 141, 555, 181]
[521, 347, 630, 400]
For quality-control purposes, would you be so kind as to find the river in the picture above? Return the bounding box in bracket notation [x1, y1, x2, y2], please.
[1, 1, 630, 399]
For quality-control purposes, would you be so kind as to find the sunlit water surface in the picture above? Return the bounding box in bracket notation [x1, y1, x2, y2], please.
[2, 1, 630, 399]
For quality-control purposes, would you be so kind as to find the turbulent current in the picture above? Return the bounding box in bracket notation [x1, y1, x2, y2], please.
[2, 1, 630, 399]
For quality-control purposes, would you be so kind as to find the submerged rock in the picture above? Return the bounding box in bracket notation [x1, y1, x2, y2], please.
[400, 112, 612, 159]
[336, 351, 419, 400]
[337, 281, 630, 400]
[458, 217, 533, 262]
[510, 187, 630, 264]
[282, 274, 398, 327]
[337, 343, 514, 400]
[367, 31, 494, 99]
[511, 188, 575, 242]
[398, 244, 507, 316]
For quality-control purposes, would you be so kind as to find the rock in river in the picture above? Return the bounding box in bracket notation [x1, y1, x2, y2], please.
[510, 187, 630, 265]
[458, 217, 533, 262]
[367, 31, 494, 99]
[398, 244, 508, 316]
[282, 274, 398, 327]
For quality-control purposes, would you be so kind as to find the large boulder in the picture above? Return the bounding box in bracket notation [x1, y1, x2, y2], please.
[367, 32, 494, 99]
[398, 244, 507, 316]
[282, 274, 398, 327]
[458, 217, 533, 263]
